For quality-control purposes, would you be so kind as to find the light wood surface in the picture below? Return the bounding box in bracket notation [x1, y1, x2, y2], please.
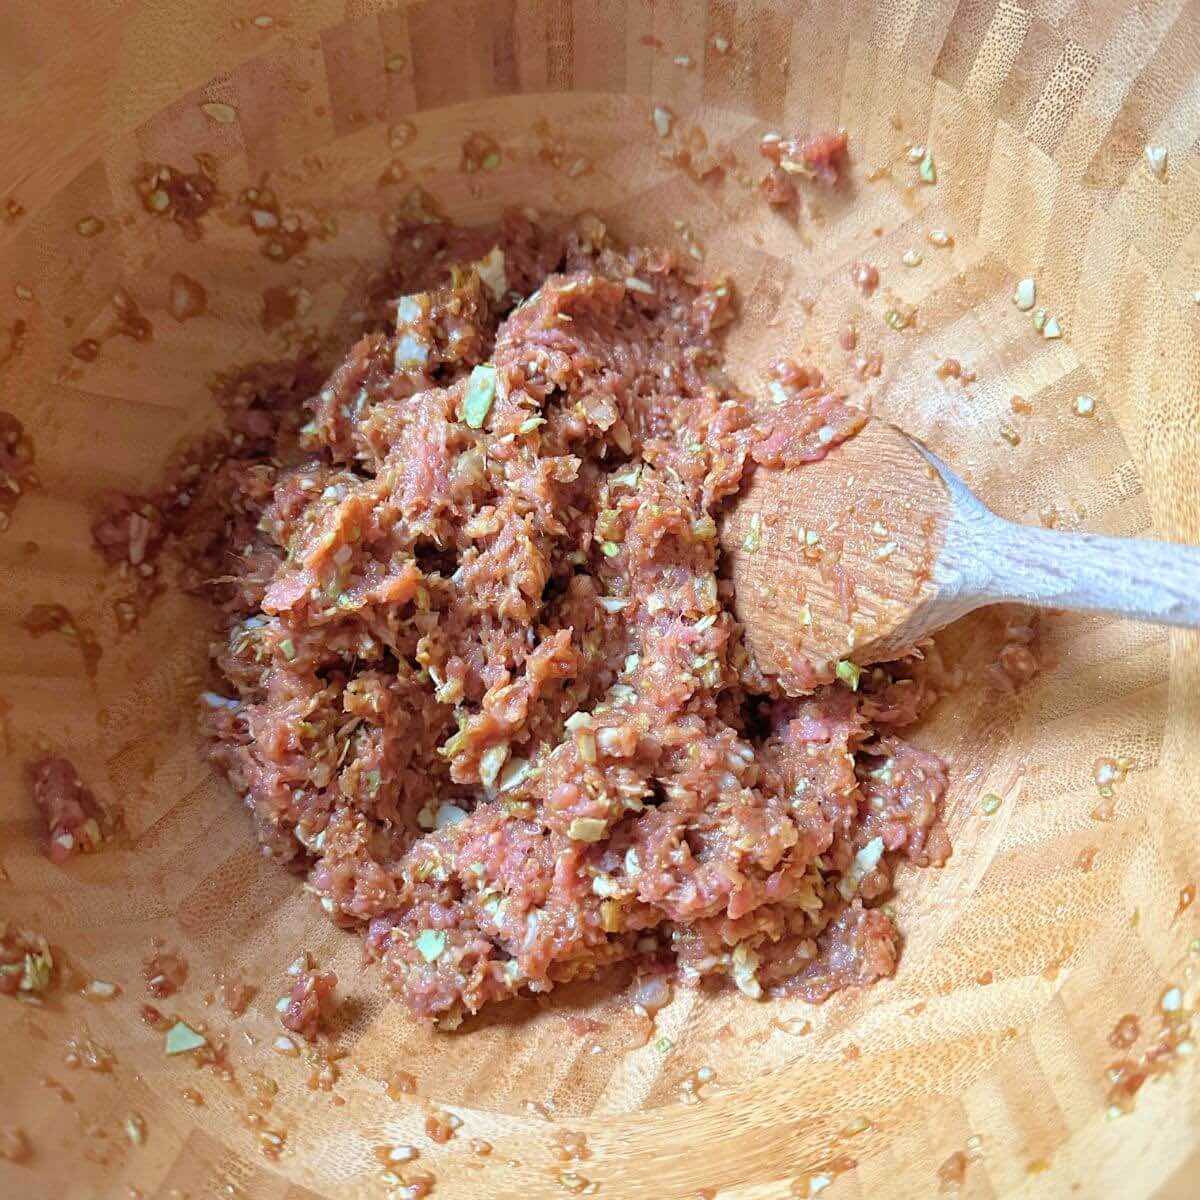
[2, 2, 1199, 1198]
[724, 422, 1200, 674]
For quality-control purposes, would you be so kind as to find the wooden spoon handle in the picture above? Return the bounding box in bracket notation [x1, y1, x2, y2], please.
[982, 522, 1200, 627]
[966, 517, 1200, 628]
[921, 443, 1200, 630]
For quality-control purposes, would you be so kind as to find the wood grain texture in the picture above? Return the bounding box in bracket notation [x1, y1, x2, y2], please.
[930, 444, 1200, 626]
[1, 2, 1198, 1198]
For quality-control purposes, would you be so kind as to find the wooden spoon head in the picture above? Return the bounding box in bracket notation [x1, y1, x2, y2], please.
[721, 420, 952, 691]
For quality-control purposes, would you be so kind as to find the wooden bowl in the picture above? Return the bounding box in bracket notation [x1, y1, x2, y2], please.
[2, 3, 1197, 1197]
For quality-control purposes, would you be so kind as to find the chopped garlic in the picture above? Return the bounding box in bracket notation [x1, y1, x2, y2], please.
[499, 756, 532, 791]
[475, 247, 508, 302]
[462, 364, 497, 428]
[415, 929, 447, 962]
[731, 942, 763, 999]
[395, 294, 425, 324]
[164, 1022, 207, 1056]
[124, 1114, 147, 1146]
[200, 101, 238, 125]
[837, 836, 884, 899]
[394, 331, 430, 369]
[568, 817, 607, 842]
[434, 802, 468, 829]
[835, 659, 861, 691]
[478, 743, 509, 788]
[1144, 144, 1167, 180]
[742, 512, 762, 553]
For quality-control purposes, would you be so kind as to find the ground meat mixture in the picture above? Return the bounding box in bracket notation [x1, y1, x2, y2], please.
[195, 209, 952, 1027]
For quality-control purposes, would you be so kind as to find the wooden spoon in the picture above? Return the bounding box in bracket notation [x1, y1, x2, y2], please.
[721, 419, 1200, 691]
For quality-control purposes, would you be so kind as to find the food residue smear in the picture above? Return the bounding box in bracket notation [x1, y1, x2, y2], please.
[937, 1149, 969, 1190]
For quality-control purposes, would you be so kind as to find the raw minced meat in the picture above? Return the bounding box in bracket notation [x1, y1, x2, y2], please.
[182, 208, 953, 1027]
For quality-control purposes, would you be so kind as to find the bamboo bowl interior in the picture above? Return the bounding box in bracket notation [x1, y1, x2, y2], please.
[1, 2, 1199, 1198]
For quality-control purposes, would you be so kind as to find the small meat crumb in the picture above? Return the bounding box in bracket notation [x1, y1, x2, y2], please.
[851, 260, 879, 295]
[760, 130, 849, 208]
[280, 968, 337, 1040]
[760, 129, 849, 185]
[987, 617, 1040, 691]
[143, 946, 189, 999]
[26, 756, 107, 863]
[937, 1149, 969, 1190]
[216, 969, 256, 1016]
[425, 1108, 463, 1144]
[460, 131, 502, 174]
[135, 161, 217, 240]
